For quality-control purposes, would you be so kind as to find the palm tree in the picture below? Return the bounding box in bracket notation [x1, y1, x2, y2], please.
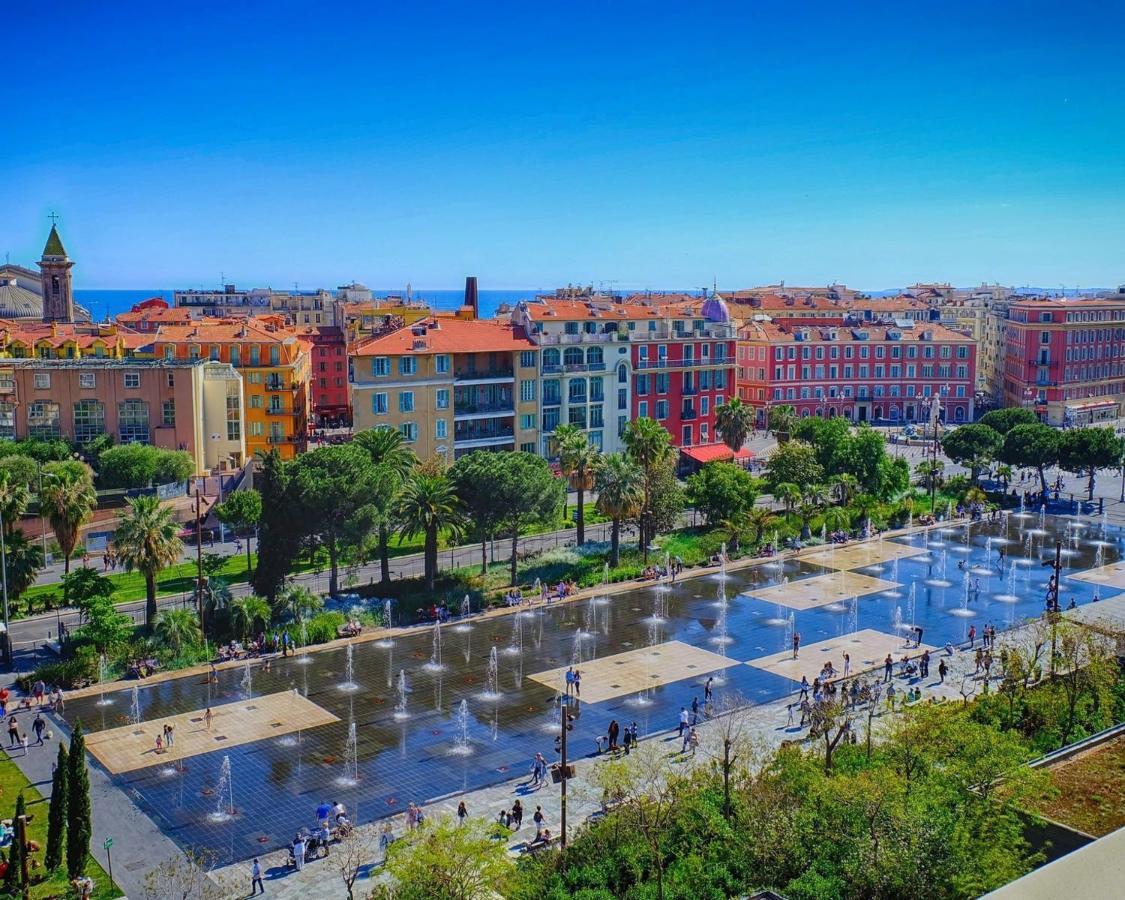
[154, 607, 202, 655]
[113, 495, 184, 632]
[995, 464, 1013, 490]
[773, 482, 801, 516]
[853, 493, 880, 537]
[797, 485, 827, 539]
[229, 595, 270, 641]
[555, 424, 600, 545]
[0, 473, 30, 537]
[822, 506, 850, 535]
[594, 454, 645, 568]
[396, 472, 462, 591]
[767, 404, 796, 442]
[828, 473, 860, 507]
[40, 470, 97, 604]
[746, 508, 778, 546]
[715, 397, 754, 454]
[3, 531, 45, 616]
[353, 428, 417, 584]
[273, 583, 323, 626]
[622, 417, 674, 562]
[915, 459, 945, 494]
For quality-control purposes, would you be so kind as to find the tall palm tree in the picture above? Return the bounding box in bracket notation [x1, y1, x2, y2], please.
[3, 530, 45, 616]
[773, 482, 801, 516]
[555, 424, 599, 545]
[767, 404, 796, 442]
[822, 506, 850, 535]
[396, 472, 462, 591]
[828, 473, 860, 507]
[40, 470, 97, 604]
[715, 397, 754, 454]
[746, 508, 778, 546]
[113, 495, 184, 632]
[622, 417, 674, 562]
[154, 607, 202, 655]
[272, 583, 323, 626]
[594, 454, 645, 568]
[229, 595, 270, 641]
[353, 428, 417, 584]
[0, 473, 30, 537]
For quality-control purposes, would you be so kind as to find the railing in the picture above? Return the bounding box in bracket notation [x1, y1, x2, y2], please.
[265, 378, 299, 391]
[535, 332, 619, 345]
[453, 369, 515, 381]
[627, 327, 735, 341]
[453, 403, 514, 416]
[681, 409, 698, 420]
[266, 406, 295, 416]
[682, 385, 698, 396]
[634, 357, 730, 370]
[454, 427, 514, 442]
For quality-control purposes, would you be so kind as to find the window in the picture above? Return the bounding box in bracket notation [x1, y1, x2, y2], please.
[250, 394, 263, 409]
[568, 406, 587, 427]
[226, 394, 241, 441]
[521, 442, 536, 453]
[520, 351, 535, 368]
[0, 402, 14, 440]
[701, 396, 709, 415]
[79, 372, 96, 389]
[436, 354, 450, 373]
[73, 400, 105, 444]
[590, 407, 604, 428]
[656, 373, 669, 394]
[520, 414, 536, 430]
[436, 419, 448, 439]
[618, 388, 627, 410]
[636, 375, 650, 396]
[34, 373, 50, 390]
[28, 401, 61, 439]
[564, 347, 583, 367]
[400, 422, 418, 442]
[250, 421, 264, 437]
[399, 357, 416, 376]
[543, 348, 560, 369]
[617, 364, 628, 383]
[519, 380, 536, 402]
[124, 372, 140, 388]
[681, 425, 692, 445]
[399, 391, 415, 413]
[162, 400, 176, 426]
[371, 392, 389, 415]
[436, 389, 450, 410]
[543, 408, 560, 432]
[373, 357, 390, 377]
[568, 378, 586, 403]
[118, 399, 150, 444]
[542, 380, 560, 404]
[269, 346, 280, 366]
[656, 400, 669, 420]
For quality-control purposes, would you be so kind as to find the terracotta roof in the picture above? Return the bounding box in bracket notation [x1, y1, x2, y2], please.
[520, 296, 707, 322]
[739, 319, 972, 343]
[681, 444, 754, 464]
[153, 316, 300, 344]
[116, 307, 195, 325]
[352, 317, 536, 356]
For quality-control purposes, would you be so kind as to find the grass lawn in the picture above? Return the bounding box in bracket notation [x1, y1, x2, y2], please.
[1027, 736, 1125, 837]
[0, 754, 119, 898]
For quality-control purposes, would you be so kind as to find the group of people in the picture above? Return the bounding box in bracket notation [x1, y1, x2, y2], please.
[287, 801, 352, 871]
[594, 719, 639, 754]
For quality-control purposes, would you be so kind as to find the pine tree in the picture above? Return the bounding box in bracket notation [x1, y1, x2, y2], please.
[66, 721, 92, 880]
[3, 792, 26, 895]
[45, 741, 68, 871]
[250, 450, 300, 604]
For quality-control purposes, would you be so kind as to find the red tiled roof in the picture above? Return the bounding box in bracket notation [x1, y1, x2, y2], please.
[680, 444, 753, 464]
[351, 317, 536, 356]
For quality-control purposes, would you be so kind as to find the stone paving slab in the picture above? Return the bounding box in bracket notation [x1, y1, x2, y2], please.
[527, 640, 739, 704]
[746, 628, 936, 684]
[85, 689, 338, 774]
[800, 540, 927, 571]
[743, 570, 899, 609]
[1068, 560, 1125, 590]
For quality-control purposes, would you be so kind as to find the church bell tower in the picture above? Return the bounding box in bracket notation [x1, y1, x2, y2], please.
[38, 220, 75, 323]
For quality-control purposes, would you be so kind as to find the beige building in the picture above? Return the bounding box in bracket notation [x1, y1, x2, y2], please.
[0, 359, 245, 473]
[350, 317, 539, 463]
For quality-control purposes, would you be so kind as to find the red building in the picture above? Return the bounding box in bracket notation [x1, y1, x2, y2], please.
[738, 319, 975, 426]
[299, 325, 350, 426]
[1001, 297, 1125, 426]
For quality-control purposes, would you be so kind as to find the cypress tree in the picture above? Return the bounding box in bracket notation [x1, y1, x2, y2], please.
[66, 721, 92, 880]
[45, 740, 69, 871]
[250, 449, 299, 604]
[3, 792, 26, 895]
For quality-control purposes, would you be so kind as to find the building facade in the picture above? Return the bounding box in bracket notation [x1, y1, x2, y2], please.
[1001, 297, 1125, 426]
[299, 325, 350, 426]
[152, 317, 310, 459]
[0, 359, 244, 472]
[350, 317, 539, 463]
[738, 319, 976, 425]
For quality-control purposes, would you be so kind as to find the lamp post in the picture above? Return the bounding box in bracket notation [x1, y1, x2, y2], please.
[0, 506, 9, 669]
[1119, 449, 1124, 503]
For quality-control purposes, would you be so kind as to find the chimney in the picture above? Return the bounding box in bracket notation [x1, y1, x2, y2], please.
[464, 276, 479, 320]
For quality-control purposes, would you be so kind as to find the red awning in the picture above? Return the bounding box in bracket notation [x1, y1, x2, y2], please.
[680, 444, 754, 464]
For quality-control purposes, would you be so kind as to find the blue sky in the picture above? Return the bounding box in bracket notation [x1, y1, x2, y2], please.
[4, 1, 1123, 290]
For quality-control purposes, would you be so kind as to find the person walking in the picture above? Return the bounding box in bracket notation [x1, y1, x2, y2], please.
[250, 858, 264, 895]
[967, 624, 976, 648]
[842, 653, 851, 679]
[511, 799, 523, 830]
[883, 654, 893, 682]
[291, 832, 306, 871]
[938, 658, 948, 684]
[792, 631, 801, 659]
[607, 719, 619, 751]
[204, 707, 214, 731]
[32, 713, 45, 746]
[457, 801, 468, 826]
[533, 805, 545, 839]
[678, 707, 689, 737]
[704, 676, 713, 704]
[690, 696, 700, 725]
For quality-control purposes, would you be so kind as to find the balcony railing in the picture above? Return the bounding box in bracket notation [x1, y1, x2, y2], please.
[535, 332, 619, 345]
[681, 408, 698, 420]
[266, 406, 296, 416]
[454, 426, 515, 443]
[634, 357, 730, 370]
[265, 378, 299, 391]
[542, 361, 607, 374]
[453, 369, 515, 382]
[453, 402, 514, 416]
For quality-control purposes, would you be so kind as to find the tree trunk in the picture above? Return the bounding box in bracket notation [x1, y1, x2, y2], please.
[1038, 465, 1048, 494]
[1087, 468, 1095, 501]
[246, 530, 254, 575]
[480, 538, 488, 576]
[327, 538, 339, 596]
[145, 573, 157, 631]
[378, 524, 391, 585]
[576, 486, 585, 545]
[610, 519, 621, 568]
[424, 527, 438, 592]
[509, 529, 519, 587]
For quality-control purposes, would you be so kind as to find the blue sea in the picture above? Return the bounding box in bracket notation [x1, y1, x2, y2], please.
[75, 289, 542, 323]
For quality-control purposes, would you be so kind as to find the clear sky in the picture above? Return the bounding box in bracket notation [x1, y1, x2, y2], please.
[4, 1, 1122, 291]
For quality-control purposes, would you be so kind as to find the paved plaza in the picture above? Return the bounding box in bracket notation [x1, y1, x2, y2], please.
[800, 539, 928, 571]
[1070, 560, 1125, 590]
[746, 628, 936, 683]
[743, 569, 898, 608]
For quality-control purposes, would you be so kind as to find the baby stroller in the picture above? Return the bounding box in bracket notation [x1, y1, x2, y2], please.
[286, 833, 325, 869]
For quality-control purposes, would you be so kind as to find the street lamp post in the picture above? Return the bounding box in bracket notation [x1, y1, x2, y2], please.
[0, 507, 9, 669]
[1119, 449, 1124, 503]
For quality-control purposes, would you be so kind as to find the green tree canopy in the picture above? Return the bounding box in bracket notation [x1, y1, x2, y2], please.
[215, 488, 262, 572]
[449, 452, 509, 574]
[623, 417, 676, 560]
[66, 721, 92, 880]
[595, 453, 645, 567]
[0, 455, 37, 487]
[555, 424, 600, 544]
[251, 450, 301, 604]
[686, 461, 759, 526]
[715, 397, 754, 453]
[791, 415, 852, 473]
[40, 466, 97, 591]
[941, 423, 1003, 482]
[113, 494, 184, 630]
[154, 607, 203, 654]
[396, 471, 462, 592]
[998, 423, 1059, 493]
[764, 441, 824, 493]
[767, 404, 796, 439]
[4, 530, 44, 613]
[979, 407, 1039, 435]
[353, 427, 417, 584]
[97, 444, 193, 489]
[1058, 426, 1123, 500]
[290, 443, 383, 595]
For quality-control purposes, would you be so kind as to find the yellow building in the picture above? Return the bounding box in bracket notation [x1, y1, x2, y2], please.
[0, 320, 147, 360]
[152, 316, 311, 459]
[350, 317, 539, 463]
[337, 299, 432, 345]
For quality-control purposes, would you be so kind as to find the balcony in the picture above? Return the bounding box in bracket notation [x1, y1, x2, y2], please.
[454, 424, 515, 449]
[627, 326, 735, 341]
[453, 369, 515, 385]
[453, 402, 515, 422]
[265, 378, 299, 391]
[266, 406, 296, 416]
[535, 331, 619, 345]
[682, 384, 698, 396]
[266, 435, 302, 444]
[681, 408, 698, 420]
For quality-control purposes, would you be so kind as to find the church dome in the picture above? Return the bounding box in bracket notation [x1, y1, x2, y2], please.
[700, 293, 730, 323]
